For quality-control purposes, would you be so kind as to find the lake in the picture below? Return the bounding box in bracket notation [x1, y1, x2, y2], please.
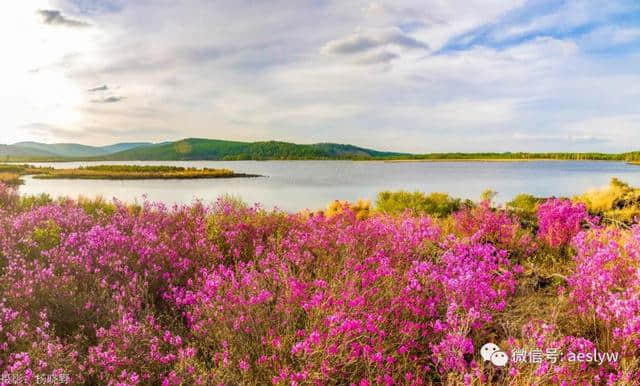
[17, 160, 640, 212]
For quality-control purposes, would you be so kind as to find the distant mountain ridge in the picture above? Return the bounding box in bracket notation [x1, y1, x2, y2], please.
[0, 138, 405, 161]
[1, 142, 152, 159]
[3, 138, 640, 162]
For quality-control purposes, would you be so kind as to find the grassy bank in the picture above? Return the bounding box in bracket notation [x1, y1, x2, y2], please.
[381, 158, 568, 163]
[0, 164, 261, 181]
[0, 172, 22, 186]
[0, 164, 51, 185]
[403, 152, 638, 161]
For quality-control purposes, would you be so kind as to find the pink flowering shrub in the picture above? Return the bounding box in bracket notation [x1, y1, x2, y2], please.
[568, 226, 640, 359]
[0, 182, 18, 212]
[0, 192, 526, 384]
[1, 187, 639, 384]
[493, 224, 640, 385]
[165, 207, 521, 383]
[502, 321, 631, 384]
[536, 198, 595, 248]
[452, 200, 536, 258]
[453, 201, 517, 245]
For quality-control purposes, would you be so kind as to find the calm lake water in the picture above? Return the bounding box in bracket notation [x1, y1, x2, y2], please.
[18, 160, 640, 212]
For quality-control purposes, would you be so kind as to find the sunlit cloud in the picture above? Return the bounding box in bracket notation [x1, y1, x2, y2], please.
[0, 1, 639, 151]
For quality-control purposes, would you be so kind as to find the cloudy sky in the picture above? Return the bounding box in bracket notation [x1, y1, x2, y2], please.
[2, 1, 640, 152]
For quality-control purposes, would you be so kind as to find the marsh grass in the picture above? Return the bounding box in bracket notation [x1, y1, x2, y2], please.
[0, 163, 260, 180]
[32, 165, 243, 179]
[0, 172, 22, 186]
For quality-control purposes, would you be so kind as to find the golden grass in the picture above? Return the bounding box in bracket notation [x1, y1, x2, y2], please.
[575, 178, 640, 224]
[0, 172, 23, 186]
[575, 185, 624, 213]
[324, 199, 371, 220]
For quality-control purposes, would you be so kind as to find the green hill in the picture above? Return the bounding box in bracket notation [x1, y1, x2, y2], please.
[101, 138, 406, 161]
[3, 137, 640, 162]
[99, 142, 153, 154]
[102, 139, 640, 161]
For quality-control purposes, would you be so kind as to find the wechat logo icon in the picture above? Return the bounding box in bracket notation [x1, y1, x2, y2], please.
[481, 343, 509, 367]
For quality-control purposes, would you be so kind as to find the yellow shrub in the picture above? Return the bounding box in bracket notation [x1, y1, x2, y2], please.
[352, 198, 371, 220]
[575, 178, 640, 224]
[324, 199, 371, 220]
[576, 186, 624, 213]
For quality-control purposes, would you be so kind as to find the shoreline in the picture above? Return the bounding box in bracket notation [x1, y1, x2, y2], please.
[3, 158, 634, 164]
[380, 158, 570, 163]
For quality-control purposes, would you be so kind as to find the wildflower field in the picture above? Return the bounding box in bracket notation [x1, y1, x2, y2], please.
[0, 181, 639, 385]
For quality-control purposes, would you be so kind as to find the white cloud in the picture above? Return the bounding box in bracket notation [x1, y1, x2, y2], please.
[512, 133, 608, 144]
[398, 99, 518, 128]
[581, 26, 640, 48]
[321, 28, 428, 55]
[489, 0, 637, 42]
[1, 0, 639, 152]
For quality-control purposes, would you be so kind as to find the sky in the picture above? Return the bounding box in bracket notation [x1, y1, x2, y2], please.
[1, 0, 640, 152]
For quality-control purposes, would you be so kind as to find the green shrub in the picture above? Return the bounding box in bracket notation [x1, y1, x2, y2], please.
[506, 194, 544, 229]
[77, 196, 116, 217]
[19, 193, 53, 211]
[480, 189, 498, 203]
[508, 194, 543, 213]
[375, 190, 461, 217]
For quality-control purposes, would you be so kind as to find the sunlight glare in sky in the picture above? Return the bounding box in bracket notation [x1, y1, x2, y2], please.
[0, 2, 89, 143]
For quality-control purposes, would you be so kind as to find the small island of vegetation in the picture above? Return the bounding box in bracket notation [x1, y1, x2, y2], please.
[0, 164, 261, 185]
